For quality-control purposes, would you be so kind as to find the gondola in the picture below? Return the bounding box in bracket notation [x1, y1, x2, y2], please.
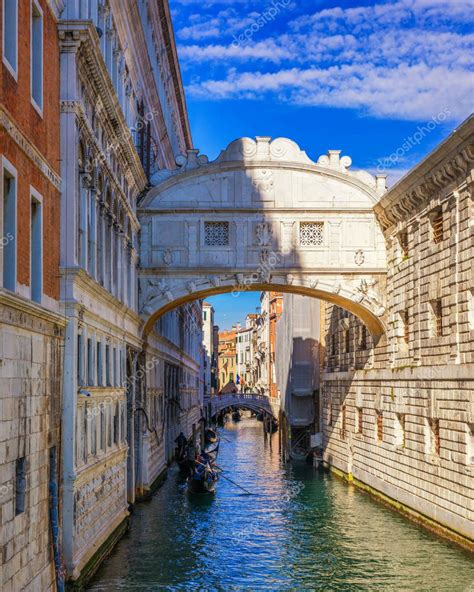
[187, 428, 220, 495]
[232, 410, 241, 422]
[188, 454, 219, 494]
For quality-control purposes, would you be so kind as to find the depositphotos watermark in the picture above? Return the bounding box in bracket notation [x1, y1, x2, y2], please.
[376, 108, 451, 172]
[0, 232, 14, 249]
[232, 0, 291, 48]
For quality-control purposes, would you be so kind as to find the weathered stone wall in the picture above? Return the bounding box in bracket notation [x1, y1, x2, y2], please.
[322, 117, 474, 544]
[0, 297, 64, 592]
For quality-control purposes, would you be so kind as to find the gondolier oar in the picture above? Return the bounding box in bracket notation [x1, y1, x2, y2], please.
[218, 473, 254, 496]
[211, 462, 254, 495]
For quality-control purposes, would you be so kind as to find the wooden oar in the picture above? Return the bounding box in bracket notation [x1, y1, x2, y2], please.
[194, 460, 254, 495]
[218, 473, 254, 495]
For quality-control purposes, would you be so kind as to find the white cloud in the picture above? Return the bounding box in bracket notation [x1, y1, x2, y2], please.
[177, 0, 474, 121]
[187, 64, 473, 121]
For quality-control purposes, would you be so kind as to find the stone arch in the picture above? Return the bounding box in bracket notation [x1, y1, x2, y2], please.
[140, 276, 386, 339]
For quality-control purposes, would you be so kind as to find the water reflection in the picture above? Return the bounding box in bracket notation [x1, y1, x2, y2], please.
[89, 417, 474, 591]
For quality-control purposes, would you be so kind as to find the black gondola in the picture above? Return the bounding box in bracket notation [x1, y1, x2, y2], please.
[187, 429, 220, 495]
[188, 455, 219, 494]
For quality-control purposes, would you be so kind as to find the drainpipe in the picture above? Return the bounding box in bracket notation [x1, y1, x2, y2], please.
[49, 448, 65, 592]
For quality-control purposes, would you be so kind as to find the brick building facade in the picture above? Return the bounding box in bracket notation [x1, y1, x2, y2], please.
[0, 0, 66, 590]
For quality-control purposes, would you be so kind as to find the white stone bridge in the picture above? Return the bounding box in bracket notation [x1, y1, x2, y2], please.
[210, 393, 280, 419]
[138, 136, 389, 339]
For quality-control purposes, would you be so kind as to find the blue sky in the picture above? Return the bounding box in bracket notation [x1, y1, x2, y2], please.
[207, 292, 262, 330]
[170, 0, 473, 327]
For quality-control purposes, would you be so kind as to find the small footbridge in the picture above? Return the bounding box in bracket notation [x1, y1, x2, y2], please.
[210, 393, 280, 419]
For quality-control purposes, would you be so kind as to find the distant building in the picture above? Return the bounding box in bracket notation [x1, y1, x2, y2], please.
[276, 294, 321, 459]
[212, 324, 219, 392]
[218, 328, 237, 392]
[268, 292, 284, 398]
[202, 302, 215, 398]
[236, 320, 254, 391]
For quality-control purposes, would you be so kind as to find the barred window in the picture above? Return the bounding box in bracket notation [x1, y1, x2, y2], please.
[429, 207, 443, 244]
[398, 230, 409, 258]
[376, 410, 383, 442]
[300, 222, 324, 246]
[205, 222, 229, 246]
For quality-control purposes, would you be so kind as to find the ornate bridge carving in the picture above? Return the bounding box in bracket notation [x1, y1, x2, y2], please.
[138, 137, 388, 336]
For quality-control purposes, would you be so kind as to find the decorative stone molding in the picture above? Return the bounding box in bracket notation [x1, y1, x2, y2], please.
[0, 106, 61, 189]
[58, 22, 147, 193]
[375, 115, 474, 233]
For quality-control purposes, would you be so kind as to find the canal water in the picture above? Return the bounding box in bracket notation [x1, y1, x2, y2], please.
[89, 416, 474, 591]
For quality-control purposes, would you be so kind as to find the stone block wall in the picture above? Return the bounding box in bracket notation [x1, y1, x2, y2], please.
[322, 117, 474, 544]
[0, 299, 64, 592]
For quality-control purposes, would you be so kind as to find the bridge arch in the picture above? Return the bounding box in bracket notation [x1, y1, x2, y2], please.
[138, 136, 388, 339]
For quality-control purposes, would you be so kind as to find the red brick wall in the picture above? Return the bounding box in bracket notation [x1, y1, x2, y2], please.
[0, 0, 60, 300]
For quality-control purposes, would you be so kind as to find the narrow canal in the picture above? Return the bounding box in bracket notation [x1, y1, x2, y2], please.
[89, 416, 474, 591]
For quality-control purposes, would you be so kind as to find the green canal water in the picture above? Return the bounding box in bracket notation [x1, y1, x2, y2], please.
[88, 417, 474, 591]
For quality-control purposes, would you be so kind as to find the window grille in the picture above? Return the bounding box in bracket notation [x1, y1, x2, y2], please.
[376, 411, 383, 442]
[398, 231, 409, 258]
[345, 329, 350, 353]
[205, 222, 229, 246]
[15, 457, 26, 515]
[432, 299, 443, 337]
[430, 208, 444, 244]
[360, 326, 367, 350]
[429, 419, 441, 455]
[403, 310, 410, 344]
[341, 405, 346, 439]
[357, 408, 363, 434]
[300, 222, 324, 246]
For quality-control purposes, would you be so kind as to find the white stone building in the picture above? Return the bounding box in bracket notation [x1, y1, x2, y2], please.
[57, 1, 200, 584]
[236, 320, 254, 392]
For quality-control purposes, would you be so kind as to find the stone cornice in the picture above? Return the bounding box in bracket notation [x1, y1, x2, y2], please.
[0, 289, 67, 328]
[60, 267, 143, 326]
[153, 0, 193, 151]
[110, 0, 189, 168]
[0, 105, 61, 189]
[375, 115, 474, 234]
[58, 21, 147, 193]
[67, 100, 140, 232]
[46, 0, 65, 20]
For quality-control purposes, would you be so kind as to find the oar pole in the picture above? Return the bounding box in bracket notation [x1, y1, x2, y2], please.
[219, 473, 254, 495]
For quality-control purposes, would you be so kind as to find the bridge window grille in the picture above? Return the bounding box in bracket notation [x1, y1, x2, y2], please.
[299, 222, 324, 246]
[205, 222, 229, 246]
